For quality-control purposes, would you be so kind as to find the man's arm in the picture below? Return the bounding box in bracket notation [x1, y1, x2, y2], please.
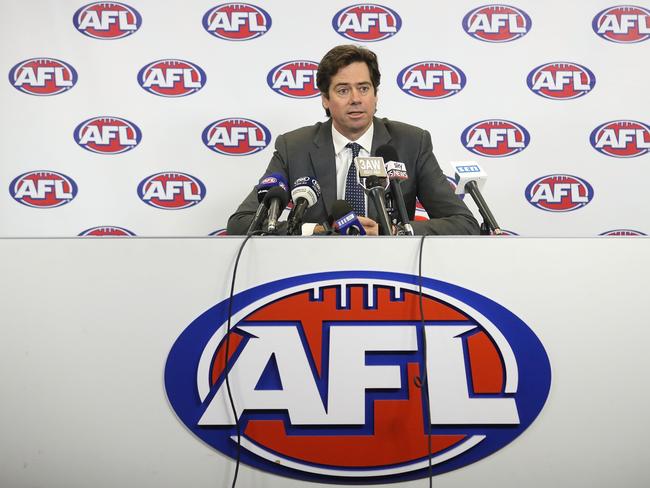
[410, 129, 480, 236]
[226, 135, 290, 235]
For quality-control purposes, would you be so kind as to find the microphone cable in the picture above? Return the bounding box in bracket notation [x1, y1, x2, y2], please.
[224, 232, 259, 488]
[417, 235, 434, 488]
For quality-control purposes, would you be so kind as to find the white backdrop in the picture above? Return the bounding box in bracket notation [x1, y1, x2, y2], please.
[1, 0, 649, 237]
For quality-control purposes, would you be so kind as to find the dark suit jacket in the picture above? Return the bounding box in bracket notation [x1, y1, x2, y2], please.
[227, 117, 479, 235]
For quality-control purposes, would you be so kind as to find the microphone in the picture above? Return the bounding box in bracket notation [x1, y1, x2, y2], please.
[265, 185, 290, 234]
[355, 155, 393, 235]
[286, 176, 321, 236]
[451, 162, 502, 235]
[376, 145, 414, 236]
[247, 173, 288, 235]
[328, 200, 366, 235]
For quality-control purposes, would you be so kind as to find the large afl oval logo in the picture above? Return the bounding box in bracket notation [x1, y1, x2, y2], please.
[165, 271, 551, 483]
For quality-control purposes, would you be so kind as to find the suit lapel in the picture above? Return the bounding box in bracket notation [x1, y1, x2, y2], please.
[309, 119, 336, 216]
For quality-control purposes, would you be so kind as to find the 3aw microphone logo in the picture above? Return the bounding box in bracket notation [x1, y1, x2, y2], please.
[525, 174, 594, 212]
[267, 61, 319, 98]
[202, 118, 271, 156]
[397, 62, 466, 99]
[333, 4, 402, 42]
[590, 120, 650, 158]
[165, 271, 551, 483]
[593, 5, 650, 43]
[599, 229, 646, 236]
[138, 59, 206, 97]
[463, 4, 532, 42]
[74, 116, 142, 155]
[138, 172, 206, 210]
[461, 119, 530, 157]
[202, 3, 271, 41]
[79, 226, 136, 236]
[9, 58, 77, 96]
[10, 171, 78, 208]
[73, 2, 142, 39]
[527, 62, 596, 100]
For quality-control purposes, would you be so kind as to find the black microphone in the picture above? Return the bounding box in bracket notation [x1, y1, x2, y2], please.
[247, 173, 288, 235]
[264, 185, 289, 234]
[452, 162, 502, 235]
[364, 175, 393, 236]
[328, 200, 366, 235]
[376, 145, 414, 236]
[286, 177, 321, 236]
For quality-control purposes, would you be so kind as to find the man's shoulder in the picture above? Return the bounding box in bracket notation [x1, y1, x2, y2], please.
[279, 120, 329, 143]
[376, 117, 427, 138]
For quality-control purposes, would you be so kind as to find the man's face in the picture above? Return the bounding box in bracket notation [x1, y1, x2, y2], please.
[322, 61, 377, 140]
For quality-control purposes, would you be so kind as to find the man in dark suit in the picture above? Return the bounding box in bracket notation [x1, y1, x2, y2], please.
[227, 45, 479, 236]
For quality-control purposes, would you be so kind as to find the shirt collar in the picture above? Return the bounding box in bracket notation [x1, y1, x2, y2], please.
[332, 122, 374, 156]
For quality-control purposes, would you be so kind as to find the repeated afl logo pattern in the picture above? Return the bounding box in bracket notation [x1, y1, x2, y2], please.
[74, 117, 142, 154]
[590, 120, 650, 158]
[267, 61, 320, 98]
[462, 4, 532, 42]
[461, 120, 530, 157]
[397, 62, 466, 99]
[599, 229, 646, 236]
[202, 3, 272, 41]
[527, 62, 595, 100]
[78, 226, 136, 236]
[525, 174, 594, 212]
[9, 58, 77, 96]
[333, 4, 401, 41]
[138, 172, 206, 210]
[593, 5, 650, 43]
[165, 271, 551, 483]
[73, 2, 142, 39]
[10, 171, 78, 208]
[137, 59, 206, 97]
[202, 118, 271, 156]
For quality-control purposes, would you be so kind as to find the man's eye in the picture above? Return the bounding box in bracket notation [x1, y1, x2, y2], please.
[359, 86, 369, 94]
[337, 87, 349, 96]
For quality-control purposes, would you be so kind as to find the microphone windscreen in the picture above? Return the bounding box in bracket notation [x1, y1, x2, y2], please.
[263, 185, 289, 207]
[328, 200, 353, 224]
[375, 144, 399, 162]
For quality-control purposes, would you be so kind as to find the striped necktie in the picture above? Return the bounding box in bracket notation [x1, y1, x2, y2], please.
[344, 142, 366, 217]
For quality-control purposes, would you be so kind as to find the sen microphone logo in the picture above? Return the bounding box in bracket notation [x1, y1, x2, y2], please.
[138, 172, 206, 210]
[462, 4, 532, 42]
[202, 118, 271, 156]
[165, 271, 551, 483]
[202, 3, 271, 41]
[333, 4, 402, 42]
[397, 62, 466, 99]
[461, 119, 530, 157]
[10, 171, 78, 208]
[525, 174, 594, 212]
[267, 61, 319, 98]
[9, 58, 77, 96]
[74, 116, 142, 155]
[527, 62, 596, 100]
[593, 5, 650, 43]
[590, 120, 650, 158]
[138, 59, 206, 97]
[73, 2, 142, 39]
[600, 229, 646, 236]
[79, 226, 136, 236]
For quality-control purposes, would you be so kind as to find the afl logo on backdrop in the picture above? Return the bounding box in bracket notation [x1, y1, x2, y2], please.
[397, 62, 466, 99]
[10, 171, 78, 208]
[202, 3, 271, 41]
[138, 172, 206, 210]
[267, 61, 320, 98]
[599, 229, 646, 236]
[165, 271, 551, 483]
[462, 4, 532, 42]
[79, 226, 136, 236]
[9, 58, 77, 96]
[202, 118, 271, 156]
[333, 4, 402, 42]
[593, 5, 650, 43]
[527, 62, 595, 100]
[525, 174, 594, 212]
[138, 59, 206, 97]
[74, 116, 142, 155]
[73, 2, 142, 39]
[590, 120, 650, 158]
[461, 119, 530, 157]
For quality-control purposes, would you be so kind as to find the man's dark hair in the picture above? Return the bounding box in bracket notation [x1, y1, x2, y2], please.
[316, 45, 381, 117]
